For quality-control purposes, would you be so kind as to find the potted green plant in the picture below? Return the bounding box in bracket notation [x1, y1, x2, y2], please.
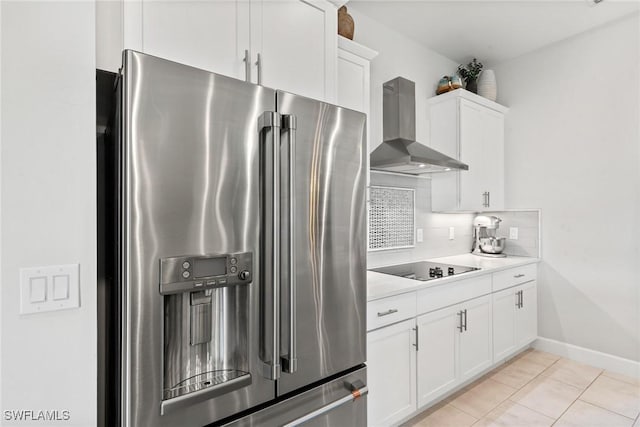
[457, 58, 483, 93]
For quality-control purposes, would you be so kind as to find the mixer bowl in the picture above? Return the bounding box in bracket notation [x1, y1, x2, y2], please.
[479, 237, 506, 254]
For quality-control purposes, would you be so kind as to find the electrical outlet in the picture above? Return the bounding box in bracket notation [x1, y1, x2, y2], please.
[509, 227, 519, 240]
[416, 228, 424, 242]
[449, 227, 455, 240]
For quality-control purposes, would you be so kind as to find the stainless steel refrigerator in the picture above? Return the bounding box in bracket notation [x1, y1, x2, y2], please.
[98, 50, 367, 427]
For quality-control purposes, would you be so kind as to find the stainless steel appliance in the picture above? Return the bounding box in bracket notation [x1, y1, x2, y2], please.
[371, 261, 479, 281]
[369, 77, 469, 174]
[98, 50, 367, 427]
[472, 215, 507, 257]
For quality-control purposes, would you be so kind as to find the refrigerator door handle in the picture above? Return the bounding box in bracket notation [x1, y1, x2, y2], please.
[259, 111, 281, 381]
[281, 114, 298, 374]
[281, 381, 368, 427]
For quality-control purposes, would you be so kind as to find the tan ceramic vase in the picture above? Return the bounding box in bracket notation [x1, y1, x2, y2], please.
[338, 6, 355, 40]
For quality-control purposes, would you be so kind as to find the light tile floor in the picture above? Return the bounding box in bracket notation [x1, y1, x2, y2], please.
[403, 349, 640, 427]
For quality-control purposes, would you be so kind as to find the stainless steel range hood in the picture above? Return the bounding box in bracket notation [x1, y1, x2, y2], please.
[370, 77, 468, 174]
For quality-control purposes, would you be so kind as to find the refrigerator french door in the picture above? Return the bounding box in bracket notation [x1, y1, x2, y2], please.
[103, 50, 367, 427]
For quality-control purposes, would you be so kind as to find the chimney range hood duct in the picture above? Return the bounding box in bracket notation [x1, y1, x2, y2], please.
[370, 77, 468, 175]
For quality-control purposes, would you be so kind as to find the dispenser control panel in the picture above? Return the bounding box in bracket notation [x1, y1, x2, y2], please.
[159, 252, 252, 295]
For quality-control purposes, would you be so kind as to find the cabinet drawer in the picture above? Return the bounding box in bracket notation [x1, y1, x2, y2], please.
[493, 264, 537, 292]
[367, 292, 416, 331]
[417, 275, 492, 315]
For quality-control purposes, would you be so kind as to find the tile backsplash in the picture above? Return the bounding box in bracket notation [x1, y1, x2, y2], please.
[367, 172, 474, 268]
[369, 185, 415, 250]
[485, 210, 541, 257]
[367, 171, 541, 268]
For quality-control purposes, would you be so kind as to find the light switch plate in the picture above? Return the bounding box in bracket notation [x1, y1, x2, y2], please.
[416, 228, 423, 243]
[20, 264, 80, 315]
[449, 227, 455, 240]
[509, 227, 519, 240]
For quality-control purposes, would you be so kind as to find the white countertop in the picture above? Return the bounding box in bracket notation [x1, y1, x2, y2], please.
[367, 254, 539, 301]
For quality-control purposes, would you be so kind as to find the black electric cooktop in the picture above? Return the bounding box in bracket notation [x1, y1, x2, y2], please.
[370, 261, 480, 281]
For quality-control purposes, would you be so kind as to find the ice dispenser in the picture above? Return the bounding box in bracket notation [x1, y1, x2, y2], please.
[159, 252, 253, 414]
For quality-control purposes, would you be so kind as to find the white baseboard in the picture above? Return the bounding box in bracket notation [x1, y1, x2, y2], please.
[533, 337, 640, 379]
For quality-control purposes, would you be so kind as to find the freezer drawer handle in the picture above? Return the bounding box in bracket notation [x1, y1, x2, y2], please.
[281, 114, 298, 374]
[377, 308, 398, 317]
[282, 380, 369, 427]
[259, 111, 282, 381]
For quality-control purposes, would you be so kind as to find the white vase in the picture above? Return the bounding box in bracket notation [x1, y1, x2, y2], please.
[477, 69, 497, 101]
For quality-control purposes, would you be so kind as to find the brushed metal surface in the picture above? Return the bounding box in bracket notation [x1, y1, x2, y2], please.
[276, 91, 367, 395]
[370, 77, 468, 174]
[120, 51, 276, 427]
[223, 367, 367, 427]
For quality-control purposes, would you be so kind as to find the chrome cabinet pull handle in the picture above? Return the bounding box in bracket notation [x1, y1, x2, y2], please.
[258, 111, 282, 380]
[256, 53, 262, 85]
[520, 290, 524, 309]
[457, 310, 464, 332]
[377, 308, 398, 317]
[243, 49, 251, 82]
[281, 114, 297, 374]
[514, 274, 525, 278]
[413, 325, 419, 351]
[463, 309, 468, 331]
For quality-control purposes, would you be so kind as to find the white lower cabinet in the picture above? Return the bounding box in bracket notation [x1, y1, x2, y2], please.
[492, 280, 538, 362]
[416, 294, 492, 409]
[516, 281, 538, 347]
[416, 305, 459, 407]
[367, 318, 417, 426]
[493, 287, 519, 360]
[458, 295, 493, 379]
[367, 264, 538, 425]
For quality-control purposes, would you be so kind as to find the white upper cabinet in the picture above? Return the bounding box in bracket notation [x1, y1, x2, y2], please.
[254, 0, 337, 102]
[428, 89, 508, 212]
[336, 36, 377, 188]
[132, 0, 250, 80]
[120, 0, 337, 102]
[337, 36, 377, 114]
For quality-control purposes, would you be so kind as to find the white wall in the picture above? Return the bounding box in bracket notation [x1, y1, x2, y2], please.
[347, 7, 483, 267]
[1, 2, 97, 425]
[348, 6, 460, 154]
[494, 14, 640, 362]
[96, 0, 122, 72]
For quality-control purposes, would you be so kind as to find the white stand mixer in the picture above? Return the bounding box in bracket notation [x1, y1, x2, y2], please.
[472, 215, 507, 257]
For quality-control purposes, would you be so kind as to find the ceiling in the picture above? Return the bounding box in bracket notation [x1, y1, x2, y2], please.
[349, 0, 640, 66]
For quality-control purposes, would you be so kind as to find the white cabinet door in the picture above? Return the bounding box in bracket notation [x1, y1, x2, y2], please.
[458, 295, 493, 380]
[367, 319, 417, 427]
[428, 90, 507, 212]
[459, 100, 487, 211]
[337, 49, 368, 112]
[128, 0, 250, 80]
[253, 0, 336, 102]
[516, 281, 538, 347]
[121, 0, 337, 100]
[492, 287, 517, 362]
[416, 305, 460, 408]
[482, 109, 505, 210]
